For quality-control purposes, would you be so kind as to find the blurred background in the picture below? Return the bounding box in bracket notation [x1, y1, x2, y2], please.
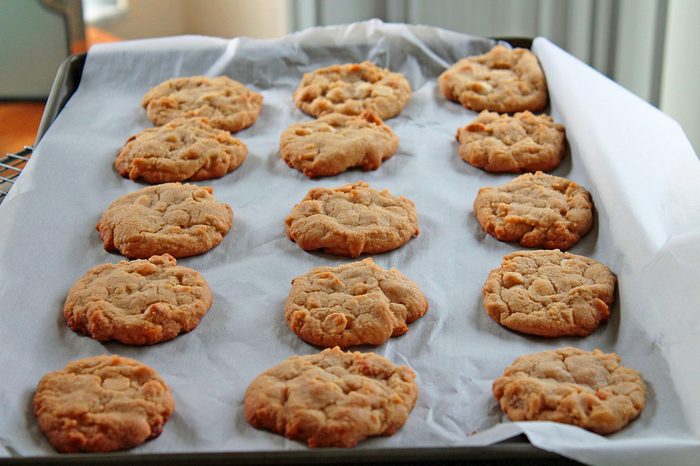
[1, 0, 698, 153]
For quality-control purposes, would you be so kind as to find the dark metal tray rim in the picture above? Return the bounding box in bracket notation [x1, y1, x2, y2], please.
[5, 441, 574, 464]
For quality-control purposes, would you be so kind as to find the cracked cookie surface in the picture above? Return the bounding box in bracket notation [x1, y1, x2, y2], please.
[285, 181, 419, 258]
[492, 347, 646, 434]
[280, 111, 399, 178]
[457, 111, 565, 173]
[97, 182, 233, 259]
[439, 45, 548, 113]
[483, 250, 615, 337]
[293, 61, 411, 120]
[286, 258, 428, 348]
[244, 347, 418, 447]
[115, 117, 247, 183]
[473, 172, 592, 250]
[34, 355, 175, 453]
[141, 75, 262, 132]
[64, 254, 212, 345]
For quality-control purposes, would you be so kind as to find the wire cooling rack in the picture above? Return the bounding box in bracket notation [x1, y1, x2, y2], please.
[0, 146, 32, 204]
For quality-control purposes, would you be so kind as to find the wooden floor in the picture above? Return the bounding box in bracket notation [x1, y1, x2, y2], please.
[0, 103, 45, 154]
[1, 26, 120, 155]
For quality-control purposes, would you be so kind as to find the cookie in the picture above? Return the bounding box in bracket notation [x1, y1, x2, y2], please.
[285, 181, 419, 258]
[280, 111, 399, 178]
[97, 182, 233, 259]
[64, 254, 212, 345]
[34, 355, 175, 453]
[115, 117, 247, 184]
[286, 258, 428, 348]
[483, 250, 615, 337]
[492, 347, 646, 435]
[439, 45, 548, 113]
[473, 172, 592, 250]
[293, 61, 411, 120]
[141, 75, 263, 132]
[244, 346, 418, 447]
[457, 111, 565, 172]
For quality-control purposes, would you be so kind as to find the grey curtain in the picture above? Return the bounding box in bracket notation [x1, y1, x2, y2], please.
[290, 0, 668, 106]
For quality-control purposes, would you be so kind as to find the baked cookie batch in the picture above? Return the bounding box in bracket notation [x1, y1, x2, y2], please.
[33, 44, 645, 454]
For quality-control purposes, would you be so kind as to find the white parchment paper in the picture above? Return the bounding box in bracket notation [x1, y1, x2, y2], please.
[1, 21, 699, 465]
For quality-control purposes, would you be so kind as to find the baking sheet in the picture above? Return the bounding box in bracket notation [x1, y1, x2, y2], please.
[1, 20, 700, 465]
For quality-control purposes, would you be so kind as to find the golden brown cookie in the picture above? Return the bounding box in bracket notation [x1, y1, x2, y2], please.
[285, 181, 419, 258]
[286, 258, 428, 348]
[457, 111, 565, 172]
[492, 347, 646, 435]
[97, 183, 233, 259]
[293, 61, 411, 120]
[473, 172, 593, 250]
[244, 346, 418, 448]
[64, 254, 212, 345]
[115, 117, 247, 184]
[483, 250, 615, 337]
[280, 111, 399, 178]
[34, 355, 175, 453]
[141, 75, 263, 132]
[439, 45, 548, 113]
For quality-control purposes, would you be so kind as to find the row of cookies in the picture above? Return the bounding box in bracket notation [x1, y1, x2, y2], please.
[120, 91, 401, 182]
[117, 77, 259, 184]
[94, 169, 596, 260]
[35, 343, 645, 452]
[117, 76, 263, 183]
[443, 46, 648, 435]
[283, 61, 408, 177]
[58, 244, 616, 347]
[59, 253, 427, 349]
[33, 75, 266, 452]
[441, 45, 567, 174]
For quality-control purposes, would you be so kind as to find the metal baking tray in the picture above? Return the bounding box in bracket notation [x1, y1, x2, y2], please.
[3, 38, 579, 465]
[0, 54, 85, 206]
